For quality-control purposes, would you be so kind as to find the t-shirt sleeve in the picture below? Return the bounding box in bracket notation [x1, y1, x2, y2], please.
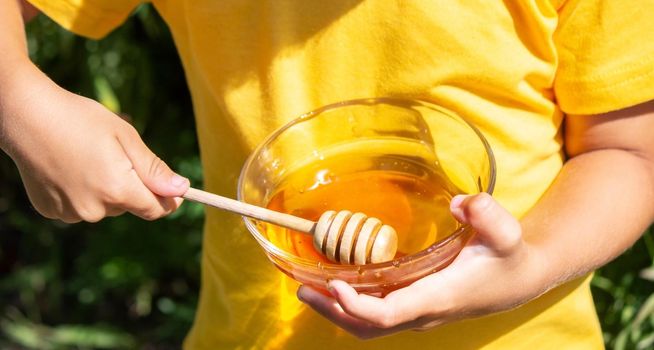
[27, 0, 141, 39]
[553, 0, 654, 115]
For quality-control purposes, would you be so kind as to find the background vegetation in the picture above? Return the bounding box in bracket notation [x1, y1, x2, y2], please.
[0, 6, 202, 349]
[0, 5, 653, 349]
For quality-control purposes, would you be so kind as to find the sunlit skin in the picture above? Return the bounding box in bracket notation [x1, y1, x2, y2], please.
[2, 0, 654, 340]
[0, 0, 190, 224]
[297, 101, 654, 339]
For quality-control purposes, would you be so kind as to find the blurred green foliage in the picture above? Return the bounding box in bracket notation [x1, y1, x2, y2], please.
[1, 5, 202, 349]
[593, 227, 654, 349]
[1, 4, 653, 349]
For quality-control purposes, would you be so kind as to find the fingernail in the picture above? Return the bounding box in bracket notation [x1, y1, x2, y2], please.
[450, 195, 468, 222]
[326, 282, 338, 298]
[171, 174, 188, 187]
[450, 195, 466, 210]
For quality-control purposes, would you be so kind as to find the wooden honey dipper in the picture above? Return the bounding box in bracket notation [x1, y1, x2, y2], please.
[182, 187, 398, 264]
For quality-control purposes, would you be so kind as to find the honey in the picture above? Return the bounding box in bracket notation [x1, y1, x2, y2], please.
[262, 152, 464, 265]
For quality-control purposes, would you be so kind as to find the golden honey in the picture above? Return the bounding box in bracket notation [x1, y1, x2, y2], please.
[262, 152, 464, 265]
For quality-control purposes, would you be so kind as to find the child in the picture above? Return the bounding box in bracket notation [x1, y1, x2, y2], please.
[1, 0, 653, 348]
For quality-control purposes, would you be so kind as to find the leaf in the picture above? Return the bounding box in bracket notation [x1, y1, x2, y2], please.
[639, 266, 654, 281]
[614, 329, 630, 350]
[1, 317, 135, 349]
[637, 332, 654, 350]
[592, 275, 614, 292]
[50, 324, 135, 348]
[93, 75, 121, 113]
[0, 318, 52, 350]
[632, 293, 654, 329]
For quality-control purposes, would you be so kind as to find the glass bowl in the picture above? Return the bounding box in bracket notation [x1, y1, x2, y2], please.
[238, 97, 495, 294]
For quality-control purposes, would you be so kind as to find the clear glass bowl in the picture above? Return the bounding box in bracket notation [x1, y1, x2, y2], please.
[238, 97, 495, 294]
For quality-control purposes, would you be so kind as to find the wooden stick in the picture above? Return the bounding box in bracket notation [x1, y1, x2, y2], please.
[182, 187, 317, 233]
[182, 187, 398, 264]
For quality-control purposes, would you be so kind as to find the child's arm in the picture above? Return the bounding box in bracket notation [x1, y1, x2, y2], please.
[0, 0, 189, 223]
[297, 100, 654, 338]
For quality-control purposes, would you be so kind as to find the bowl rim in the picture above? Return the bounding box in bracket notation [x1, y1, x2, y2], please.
[237, 97, 496, 271]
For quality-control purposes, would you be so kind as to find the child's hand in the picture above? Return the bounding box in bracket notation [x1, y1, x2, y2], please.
[0, 66, 189, 223]
[297, 193, 545, 339]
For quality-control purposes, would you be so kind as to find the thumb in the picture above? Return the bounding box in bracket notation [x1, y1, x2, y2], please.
[450, 193, 522, 255]
[117, 127, 190, 197]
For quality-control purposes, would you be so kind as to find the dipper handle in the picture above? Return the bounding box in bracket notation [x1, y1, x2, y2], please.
[182, 187, 397, 264]
[183, 187, 316, 233]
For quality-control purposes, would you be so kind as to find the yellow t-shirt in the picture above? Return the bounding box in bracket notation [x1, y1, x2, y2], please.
[27, 0, 654, 349]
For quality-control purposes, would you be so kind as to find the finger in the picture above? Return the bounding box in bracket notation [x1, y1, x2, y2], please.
[297, 285, 367, 330]
[105, 207, 127, 218]
[326, 279, 447, 329]
[120, 170, 181, 220]
[297, 285, 418, 339]
[116, 125, 189, 197]
[450, 193, 522, 254]
[58, 215, 82, 224]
